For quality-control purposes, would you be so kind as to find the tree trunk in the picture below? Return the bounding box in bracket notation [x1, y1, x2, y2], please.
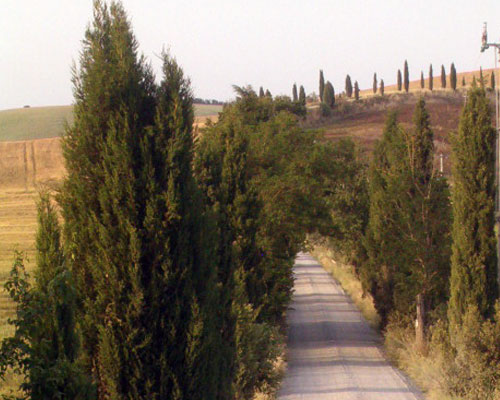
[415, 293, 427, 354]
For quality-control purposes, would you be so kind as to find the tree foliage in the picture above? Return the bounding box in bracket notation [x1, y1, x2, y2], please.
[292, 83, 298, 101]
[299, 85, 306, 105]
[345, 75, 353, 98]
[354, 81, 360, 100]
[319, 70, 325, 102]
[397, 69, 402, 91]
[441, 65, 446, 88]
[429, 64, 434, 91]
[421, 71, 425, 89]
[373, 73, 377, 94]
[448, 87, 498, 329]
[450, 63, 457, 91]
[361, 101, 451, 328]
[404, 60, 409, 92]
[323, 81, 335, 108]
[0, 194, 93, 400]
[380, 79, 384, 96]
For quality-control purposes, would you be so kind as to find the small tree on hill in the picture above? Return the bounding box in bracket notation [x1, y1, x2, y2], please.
[480, 67, 485, 89]
[441, 64, 446, 88]
[429, 64, 433, 91]
[354, 81, 360, 100]
[397, 69, 402, 91]
[265, 89, 272, 98]
[373, 73, 377, 94]
[462, 76, 466, 87]
[448, 87, 498, 330]
[491, 71, 496, 90]
[323, 81, 335, 108]
[259, 87, 265, 98]
[319, 70, 325, 102]
[404, 60, 409, 92]
[421, 71, 425, 89]
[450, 63, 457, 91]
[299, 85, 306, 105]
[345, 75, 353, 98]
[380, 79, 384, 96]
[292, 83, 298, 101]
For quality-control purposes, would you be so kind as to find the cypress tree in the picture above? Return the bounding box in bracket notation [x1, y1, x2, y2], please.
[421, 71, 425, 89]
[0, 194, 93, 399]
[323, 81, 335, 108]
[450, 63, 457, 91]
[319, 70, 325, 102]
[429, 64, 434, 91]
[380, 79, 384, 96]
[61, 2, 215, 398]
[60, 3, 157, 395]
[480, 67, 485, 89]
[345, 74, 353, 98]
[397, 69, 402, 91]
[441, 64, 446, 88]
[299, 85, 306, 105]
[373, 73, 377, 94]
[259, 86, 265, 98]
[448, 87, 498, 329]
[354, 81, 360, 100]
[462, 76, 466, 87]
[491, 71, 496, 90]
[292, 83, 298, 101]
[265, 89, 272, 98]
[404, 60, 409, 92]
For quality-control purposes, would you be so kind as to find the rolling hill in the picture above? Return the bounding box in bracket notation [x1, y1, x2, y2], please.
[0, 103, 223, 142]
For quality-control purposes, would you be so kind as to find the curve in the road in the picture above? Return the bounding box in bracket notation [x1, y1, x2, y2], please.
[277, 253, 423, 400]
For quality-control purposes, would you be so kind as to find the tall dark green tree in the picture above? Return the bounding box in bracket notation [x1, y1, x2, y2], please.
[323, 81, 335, 108]
[441, 64, 446, 88]
[380, 79, 384, 96]
[448, 87, 498, 329]
[354, 81, 360, 100]
[362, 102, 451, 331]
[404, 60, 409, 92]
[397, 69, 402, 91]
[345, 74, 353, 98]
[0, 194, 93, 399]
[319, 69, 325, 102]
[60, 3, 157, 395]
[265, 89, 272, 98]
[429, 64, 434, 91]
[450, 63, 457, 91]
[421, 71, 425, 89]
[462, 76, 466, 87]
[259, 86, 265, 98]
[491, 71, 496, 90]
[299, 85, 306, 105]
[373, 73, 377, 94]
[292, 83, 298, 101]
[61, 2, 217, 398]
[480, 67, 485, 89]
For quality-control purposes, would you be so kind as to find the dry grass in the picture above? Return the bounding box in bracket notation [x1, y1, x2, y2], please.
[311, 244, 380, 330]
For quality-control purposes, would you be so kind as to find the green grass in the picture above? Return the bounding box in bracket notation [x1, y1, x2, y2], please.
[0, 104, 223, 142]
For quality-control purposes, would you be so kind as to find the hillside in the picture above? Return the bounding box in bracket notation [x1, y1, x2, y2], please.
[0, 103, 223, 142]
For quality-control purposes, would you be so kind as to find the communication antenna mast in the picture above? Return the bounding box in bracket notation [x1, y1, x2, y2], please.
[480, 22, 500, 288]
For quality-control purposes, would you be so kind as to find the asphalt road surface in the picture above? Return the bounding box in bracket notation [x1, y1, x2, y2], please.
[277, 253, 423, 400]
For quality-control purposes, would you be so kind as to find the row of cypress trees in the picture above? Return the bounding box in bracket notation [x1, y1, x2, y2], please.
[358, 84, 498, 359]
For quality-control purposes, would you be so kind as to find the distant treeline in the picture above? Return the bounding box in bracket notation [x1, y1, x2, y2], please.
[193, 98, 225, 105]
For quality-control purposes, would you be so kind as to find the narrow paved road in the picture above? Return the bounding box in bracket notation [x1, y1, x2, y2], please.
[277, 253, 423, 400]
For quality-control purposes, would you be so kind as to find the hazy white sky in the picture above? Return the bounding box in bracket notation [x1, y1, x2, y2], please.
[2, 0, 500, 110]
